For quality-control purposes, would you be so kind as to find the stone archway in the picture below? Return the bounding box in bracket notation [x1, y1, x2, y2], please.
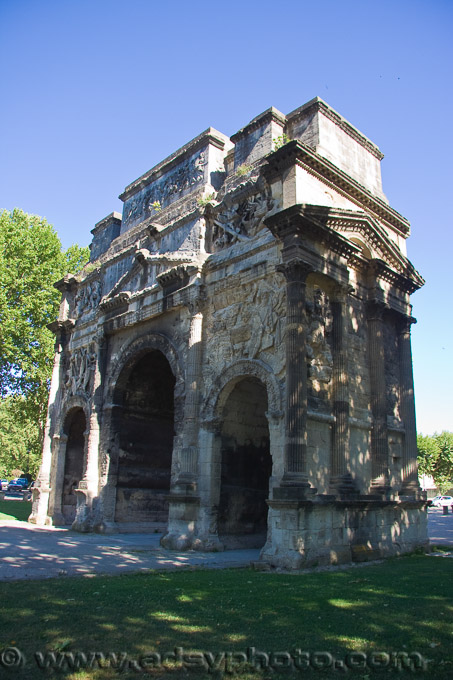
[62, 408, 86, 524]
[112, 349, 175, 527]
[217, 376, 272, 549]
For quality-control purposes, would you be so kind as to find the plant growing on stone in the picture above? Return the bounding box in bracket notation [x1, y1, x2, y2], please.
[273, 133, 290, 150]
[150, 200, 162, 213]
[236, 164, 253, 176]
[197, 193, 216, 207]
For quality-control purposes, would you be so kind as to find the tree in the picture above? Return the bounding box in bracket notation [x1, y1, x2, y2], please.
[417, 431, 453, 494]
[0, 396, 41, 478]
[0, 208, 89, 475]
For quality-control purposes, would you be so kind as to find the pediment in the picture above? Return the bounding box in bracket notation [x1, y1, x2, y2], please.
[100, 248, 203, 305]
[265, 205, 424, 291]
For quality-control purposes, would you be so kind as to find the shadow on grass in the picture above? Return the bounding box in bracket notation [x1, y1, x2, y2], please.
[0, 555, 452, 679]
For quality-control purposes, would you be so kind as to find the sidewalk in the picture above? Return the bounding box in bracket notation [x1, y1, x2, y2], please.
[0, 508, 451, 582]
[0, 521, 260, 581]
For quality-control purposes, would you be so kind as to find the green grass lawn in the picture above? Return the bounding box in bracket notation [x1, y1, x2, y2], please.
[0, 499, 31, 521]
[0, 554, 452, 679]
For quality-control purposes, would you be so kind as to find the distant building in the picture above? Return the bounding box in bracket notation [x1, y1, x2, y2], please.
[31, 98, 428, 567]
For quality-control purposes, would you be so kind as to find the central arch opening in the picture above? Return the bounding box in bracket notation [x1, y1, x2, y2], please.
[113, 350, 175, 527]
[62, 408, 86, 525]
[218, 377, 272, 548]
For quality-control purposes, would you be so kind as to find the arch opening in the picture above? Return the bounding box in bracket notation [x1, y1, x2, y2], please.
[113, 350, 175, 526]
[62, 408, 86, 525]
[217, 377, 272, 549]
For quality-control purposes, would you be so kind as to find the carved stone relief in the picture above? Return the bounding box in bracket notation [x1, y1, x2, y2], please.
[306, 288, 333, 387]
[65, 344, 97, 399]
[75, 280, 101, 316]
[123, 151, 207, 228]
[205, 275, 285, 384]
[384, 322, 401, 419]
[211, 192, 279, 251]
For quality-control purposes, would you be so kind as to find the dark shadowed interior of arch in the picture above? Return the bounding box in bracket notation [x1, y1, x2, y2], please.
[218, 377, 272, 548]
[113, 350, 175, 527]
[62, 409, 86, 525]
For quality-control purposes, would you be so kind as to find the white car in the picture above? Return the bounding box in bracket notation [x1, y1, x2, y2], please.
[430, 495, 453, 507]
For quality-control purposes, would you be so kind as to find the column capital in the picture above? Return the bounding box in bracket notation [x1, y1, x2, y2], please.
[332, 283, 354, 302]
[276, 258, 313, 283]
[183, 284, 207, 316]
[366, 299, 388, 321]
[395, 313, 417, 336]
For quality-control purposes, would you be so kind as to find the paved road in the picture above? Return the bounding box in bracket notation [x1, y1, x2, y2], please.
[0, 507, 451, 581]
[425, 506, 453, 546]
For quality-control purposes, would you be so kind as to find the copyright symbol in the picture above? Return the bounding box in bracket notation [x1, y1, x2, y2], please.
[0, 647, 25, 668]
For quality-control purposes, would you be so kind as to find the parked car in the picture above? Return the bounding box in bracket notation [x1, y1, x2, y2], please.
[430, 495, 453, 508]
[1, 479, 8, 490]
[7, 478, 30, 492]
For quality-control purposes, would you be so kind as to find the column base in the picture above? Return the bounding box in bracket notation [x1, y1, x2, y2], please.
[161, 494, 201, 550]
[273, 484, 317, 501]
[173, 476, 197, 495]
[329, 474, 360, 499]
[370, 482, 393, 500]
[399, 482, 426, 501]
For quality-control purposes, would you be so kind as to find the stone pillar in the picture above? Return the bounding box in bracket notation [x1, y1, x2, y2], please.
[29, 321, 72, 525]
[190, 418, 224, 552]
[329, 286, 358, 497]
[73, 331, 105, 531]
[93, 405, 120, 533]
[176, 298, 204, 491]
[275, 259, 315, 495]
[161, 292, 205, 549]
[366, 300, 390, 497]
[47, 434, 67, 525]
[397, 315, 421, 497]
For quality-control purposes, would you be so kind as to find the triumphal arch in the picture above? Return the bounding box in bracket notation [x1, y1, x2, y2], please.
[30, 97, 428, 567]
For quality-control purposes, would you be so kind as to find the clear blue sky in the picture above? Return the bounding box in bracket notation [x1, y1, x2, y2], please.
[0, 0, 451, 435]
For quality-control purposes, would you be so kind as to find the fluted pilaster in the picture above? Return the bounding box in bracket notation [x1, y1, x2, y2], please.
[277, 259, 313, 489]
[366, 300, 390, 496]
[329, 286, 357, 496]
[397, 315, 421, 497]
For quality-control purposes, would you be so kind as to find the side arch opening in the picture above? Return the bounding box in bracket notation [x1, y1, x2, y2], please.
[112, 349, 175, 527]
[62, 408, 86, 525]
[217, 377, 272, 548]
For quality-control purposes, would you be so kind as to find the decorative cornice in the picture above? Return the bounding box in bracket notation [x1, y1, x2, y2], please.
[367, 259, 423, 295]
[157, 265, 191, 290]
[47, 318, 75, 335]
[99, 292, 131, 312]
[263, 140, 410, 236]
[265, 204, 361, 260]
[54, 274, 78, 293]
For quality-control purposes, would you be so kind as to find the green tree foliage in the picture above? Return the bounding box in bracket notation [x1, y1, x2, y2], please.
[0, 397, 41, 478]
[0, 208, 89, 476]
[417, 431, 453, 493]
